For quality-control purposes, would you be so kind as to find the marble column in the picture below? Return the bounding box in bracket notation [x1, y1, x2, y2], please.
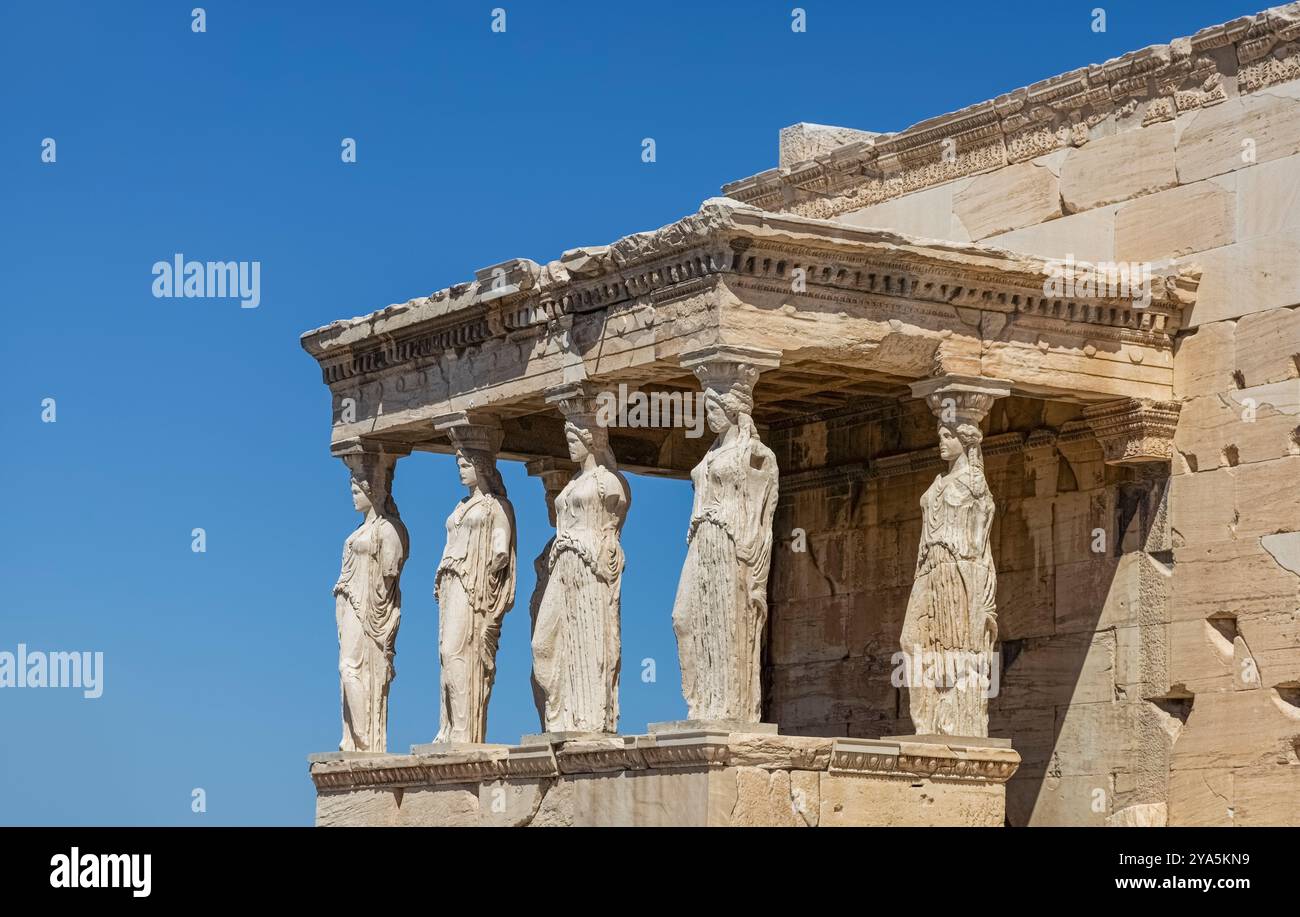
[525, 457, 576, 730]
[671, 346, 781, 725]
[431, 413, 516, 745]
[531, 382, 631, 734]
[331, 438, 411, 754]
[899, 375, 1010, 738]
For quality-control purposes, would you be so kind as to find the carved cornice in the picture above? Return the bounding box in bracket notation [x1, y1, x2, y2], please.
[500, 744, 559, 780]
[828, 740, 903, 776]
[1083, 398, 1181, 464]
[638, 735, 734, 770]
[830, 738, 1020, 783]
[300, 201, 1198, 388]
[721, 4, 1300, 217]
[725, 236, 1194, 341]
[553, 738, 646, 774]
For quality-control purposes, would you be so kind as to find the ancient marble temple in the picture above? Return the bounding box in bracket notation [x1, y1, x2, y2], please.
[305, 3, 1300, 827]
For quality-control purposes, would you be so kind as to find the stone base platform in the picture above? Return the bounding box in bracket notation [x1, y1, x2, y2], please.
[309, 731, 1020, 827]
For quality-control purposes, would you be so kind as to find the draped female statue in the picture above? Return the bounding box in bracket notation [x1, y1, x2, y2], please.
[334, 452, 408, 753]
[672, 357, 779, 723]
[434, 432, 516, 745]
[531, 394, 630, 734]
[525, 460, 571, 729]
[900, 416, 999, 737]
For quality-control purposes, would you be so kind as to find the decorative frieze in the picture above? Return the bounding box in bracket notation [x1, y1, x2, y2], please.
[311, 756, 434, 791]
[637, 734, 735, 771]
[310, 731, 1022, 793]
[499, 743, 559, 780]
[555, 738, 645, 775]
[301, 200, 1198, 391]
[1237, 4, 1300, 92]
[829, 738, 1020, 783]
[721, 5, 1299, 216]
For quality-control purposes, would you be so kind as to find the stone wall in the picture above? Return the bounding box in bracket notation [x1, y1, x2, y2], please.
[757, 14, 1300, 826]
[766, 398, 1183, 826]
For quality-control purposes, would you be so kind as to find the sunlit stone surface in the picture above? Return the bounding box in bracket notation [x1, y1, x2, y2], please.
[305, 3, 1300, 826]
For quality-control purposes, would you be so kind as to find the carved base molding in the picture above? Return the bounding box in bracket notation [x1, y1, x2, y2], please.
[310, 731, 1020, 827]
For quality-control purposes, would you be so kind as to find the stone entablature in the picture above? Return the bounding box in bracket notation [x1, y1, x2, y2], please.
[301, 204, 1196, 389]
[721, 3, 1300, 219]
[301, 200, 1199, 465]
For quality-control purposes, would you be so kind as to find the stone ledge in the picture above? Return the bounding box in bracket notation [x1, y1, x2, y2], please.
[308, 730, 1021, 792]
[310, 730, 1021, 827]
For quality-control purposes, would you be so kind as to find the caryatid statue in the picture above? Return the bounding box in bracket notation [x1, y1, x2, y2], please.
[333, 440, 410, 753]
[672, 347, 781, 724]
[900, 376, 1010, 738]
[531, 383, 631, 734]
[525, 457, 575, 730]
[432, 415, 516, 745]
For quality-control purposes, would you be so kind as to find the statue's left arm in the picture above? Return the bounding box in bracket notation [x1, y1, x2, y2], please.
[378, 521, 405, 581]
[736, 443, 779, 570]
[488, 500, 517, 613]
[489, 500, 513, 575]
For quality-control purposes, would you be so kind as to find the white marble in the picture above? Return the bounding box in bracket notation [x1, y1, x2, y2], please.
[525, 458, 574, 729]
[433, 420, 516, 745]
[334, 447, 408, 753]
[900, 377, 1008, 738]
[531, 385, 631, 733]
[672, 348, 780, 723]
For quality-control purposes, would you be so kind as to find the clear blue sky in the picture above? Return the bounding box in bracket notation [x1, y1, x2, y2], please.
[1, 0, 1262, 825]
